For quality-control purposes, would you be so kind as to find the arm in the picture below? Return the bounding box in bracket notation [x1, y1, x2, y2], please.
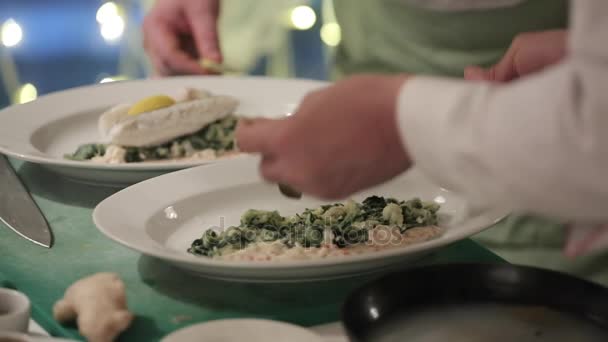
[399, 0, 608, 221]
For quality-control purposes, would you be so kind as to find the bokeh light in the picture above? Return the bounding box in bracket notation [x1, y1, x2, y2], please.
[1, 19, 23, 47]
[97, 2, 125, 42]
[100, 14, 125, 42]
[320, 22, 341, 47]
[15, 83, 37, 104]
[96, 2, 119, 23]
[290, 6, 316, 30]
[99, 75, 128, 83]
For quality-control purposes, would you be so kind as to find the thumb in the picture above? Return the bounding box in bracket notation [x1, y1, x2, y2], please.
[188, 0, 222, 63]
[484, 42, 522, 83]
[463, 52, 517, 83]
[465, 42, 520, 83]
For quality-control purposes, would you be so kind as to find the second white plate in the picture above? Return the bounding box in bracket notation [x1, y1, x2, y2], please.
[93, 156, 506, 282]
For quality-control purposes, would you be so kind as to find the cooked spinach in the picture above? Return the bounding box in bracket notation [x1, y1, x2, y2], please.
[240, 209, 284, 230]
[188, 196, 440, 257]
[65, 115, 239, 162]
[64, 143, 106, 161]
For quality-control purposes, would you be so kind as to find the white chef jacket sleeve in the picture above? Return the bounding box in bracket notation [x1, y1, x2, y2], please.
[397, 0, 608, 221]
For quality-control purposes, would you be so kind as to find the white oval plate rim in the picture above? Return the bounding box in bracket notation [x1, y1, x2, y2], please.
[93, 156, 508, 271]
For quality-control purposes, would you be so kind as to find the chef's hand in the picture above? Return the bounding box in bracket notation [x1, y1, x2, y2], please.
[236, 75, 411, 200]
[464, 30, 567, 82]
[143, 0, 221, 76]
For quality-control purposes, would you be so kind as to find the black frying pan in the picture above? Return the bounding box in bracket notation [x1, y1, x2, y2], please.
[342, 263, 608, 342]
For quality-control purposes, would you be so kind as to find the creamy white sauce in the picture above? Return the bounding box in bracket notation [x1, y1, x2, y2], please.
[91, 145, 126, 164]
[217, 226, 444, 262]
[90, 145, 240, 164]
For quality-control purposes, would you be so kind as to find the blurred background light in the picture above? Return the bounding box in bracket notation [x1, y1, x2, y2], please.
[290, 5, 316, 30]
[14, 83, 37, 104]
[98, 2, 125, 42]
[320, 22, 340, 47]
[100, 15, 125, 42]
[99, 77, 115, 83]
[99, 75, 127, 83]
[0, 0, 331, 109]
[96, 2, 118, 24]
[1, 19, 23, 47]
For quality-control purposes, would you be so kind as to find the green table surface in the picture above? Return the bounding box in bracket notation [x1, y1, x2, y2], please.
[0, 159, 504, 341]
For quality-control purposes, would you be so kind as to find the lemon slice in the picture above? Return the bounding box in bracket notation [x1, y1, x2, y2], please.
[127, 95, 176, 116]
[200, 58, 239, 74]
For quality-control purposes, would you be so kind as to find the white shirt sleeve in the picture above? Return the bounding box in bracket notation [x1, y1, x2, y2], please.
[398, 0, 608, 222]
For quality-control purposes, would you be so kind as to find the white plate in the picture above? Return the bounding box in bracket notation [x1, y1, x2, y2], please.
[0, 76, 327, 186]
[161, 319, 324, 342]
[93, 156, 507, 282]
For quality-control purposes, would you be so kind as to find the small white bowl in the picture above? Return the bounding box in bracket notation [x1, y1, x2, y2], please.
[0, 288, 30, 333]
[161, 318, 324, 342]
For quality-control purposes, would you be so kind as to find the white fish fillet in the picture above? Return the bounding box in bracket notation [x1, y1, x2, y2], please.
[98, 103, 132, 141]
[100, 95, 239, 147]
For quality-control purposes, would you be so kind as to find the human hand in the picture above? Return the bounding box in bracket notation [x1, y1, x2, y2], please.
[465, 30, 568, 82]
[236, 75, 411, 200]
[143, 0, 221, 76]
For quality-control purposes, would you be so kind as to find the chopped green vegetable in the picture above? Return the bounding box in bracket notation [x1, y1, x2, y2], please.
[65, 115, 239, 162]
[224, 226, 244, 247]
[360, 195, 388, 221]
[64, 143, 106, 161]
[382, 203, 404, 226]
[202, 230, 223, 249]
[260, 229, 280, 242]
[240, 209, 285, 229]
[188, 196, 441, 257]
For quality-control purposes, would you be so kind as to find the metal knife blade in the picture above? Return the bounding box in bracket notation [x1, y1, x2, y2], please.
[278, 183, 302, 199]
[0, 155, 53, 248]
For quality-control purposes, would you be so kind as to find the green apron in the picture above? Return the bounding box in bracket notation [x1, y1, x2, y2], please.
[331, 0, 608, 286]
[332, 0, 568, 77]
